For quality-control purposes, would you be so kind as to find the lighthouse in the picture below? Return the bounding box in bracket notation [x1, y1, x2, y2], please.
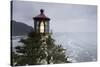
[33, 9, 50, 34]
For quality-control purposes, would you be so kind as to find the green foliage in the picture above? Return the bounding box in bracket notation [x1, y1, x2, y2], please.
[12, 31, 70, 66]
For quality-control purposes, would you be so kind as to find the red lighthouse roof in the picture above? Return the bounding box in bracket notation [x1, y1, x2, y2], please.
[33, 9, 50, 20]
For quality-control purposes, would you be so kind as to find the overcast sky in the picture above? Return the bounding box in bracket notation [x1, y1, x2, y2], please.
[12, 1, 97, 32]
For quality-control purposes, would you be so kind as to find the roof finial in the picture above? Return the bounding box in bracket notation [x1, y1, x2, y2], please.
[40, 9, 44, 14]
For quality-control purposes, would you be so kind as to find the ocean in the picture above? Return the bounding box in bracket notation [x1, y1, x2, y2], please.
[12, 32, 97, 63]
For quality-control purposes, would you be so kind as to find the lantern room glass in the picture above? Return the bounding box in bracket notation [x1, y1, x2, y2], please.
[40, 21, 45, 33]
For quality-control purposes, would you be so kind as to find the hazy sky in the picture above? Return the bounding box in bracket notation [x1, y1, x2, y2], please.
[12, 1, 97, 32]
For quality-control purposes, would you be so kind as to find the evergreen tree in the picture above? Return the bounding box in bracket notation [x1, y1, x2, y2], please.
[12, 31, 70, 66]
